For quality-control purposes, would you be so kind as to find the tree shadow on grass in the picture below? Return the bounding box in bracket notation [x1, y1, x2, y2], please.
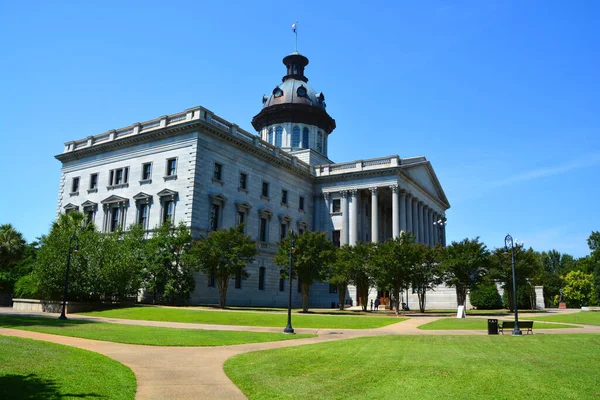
[0, 315, 99, 329]
[0, 374, 104, 399]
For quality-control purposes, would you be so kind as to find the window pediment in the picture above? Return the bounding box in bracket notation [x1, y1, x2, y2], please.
[81, 200, 97, 211]
[63, 203, 79, 211]
[278, 214, 292, 224]
[133, 192, 152, 204]
[208, 192, 228, 203]
[101, 195, 129, 206]
[157, 189, 178, 202]
[235, 201, 252, 211]
[259, 208, 273, 218]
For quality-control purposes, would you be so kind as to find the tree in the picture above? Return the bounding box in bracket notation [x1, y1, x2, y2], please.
[412, 244, 444, 313]
[440, 237, 490, 307]
[190, 225, 257, 308]
[562, 270, 595, 308]
[329, 245, 353, 310]
[469, 283, 502, 309]
[0, 224, 26, 271]
[372, 234, 420, 314]
[274, 232, 336, 312]
[347, 241, 377, 311]
[586, 231, 600, 305]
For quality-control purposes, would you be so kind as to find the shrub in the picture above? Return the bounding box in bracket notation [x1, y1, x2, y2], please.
[469, 283, 502, 309]
[502, 284, 534, 310]
[13, 274, 41, 299]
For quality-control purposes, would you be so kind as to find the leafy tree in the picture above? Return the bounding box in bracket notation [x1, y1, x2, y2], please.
[274, 231, 336, 312]
[469, 283, 502, 309]
[562, 270, 595, 308]
[329, 245, 353, 310]
[0, 224, 26, 267]
[587, 231, 600, 251]
[586, 231, 600, 305]
[372, 234, 420, 314]
[347, 241, 377, 311]
[190, 225, 257, 308]
[412, 243, 444, 313]
[440, 237, 490, 307]
[7, 240, 39, 295]
[143, 221, 195, 305]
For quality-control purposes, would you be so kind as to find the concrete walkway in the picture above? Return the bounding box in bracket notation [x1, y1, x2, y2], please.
[1, 308, 599, 399]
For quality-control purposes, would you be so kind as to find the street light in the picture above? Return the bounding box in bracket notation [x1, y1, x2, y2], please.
[504, 234, 522, 336]
[58, 234, 79, 320]
[283, 230, 295, 334]
[433, 217, 447, 245]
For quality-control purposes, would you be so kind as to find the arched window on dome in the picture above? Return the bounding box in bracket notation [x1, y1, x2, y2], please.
[317, 131, 323, 153]
[291, 126, 300, 147]
[268, 128, 274, 145]
[302, 127, 309, 149]
[275, 126, 283, 147]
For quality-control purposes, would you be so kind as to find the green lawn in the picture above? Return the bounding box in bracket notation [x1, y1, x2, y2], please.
[225, 335, 600, 400]
[418, 317, 578, 330]
[0, 316, 314, 346]
[423, 309, 548, 315]
[82, 306, 405, 329]
[530, 311, 600, 326]
[0, 336, 136, 400]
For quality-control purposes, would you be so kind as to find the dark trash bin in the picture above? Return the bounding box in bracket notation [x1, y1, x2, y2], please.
[487, 319, 498, 335]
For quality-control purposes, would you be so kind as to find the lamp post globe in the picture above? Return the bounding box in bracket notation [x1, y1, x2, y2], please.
[504, 234, 522, 336]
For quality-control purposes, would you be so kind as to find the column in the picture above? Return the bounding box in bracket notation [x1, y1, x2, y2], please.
[406, 194, 413, 234]
[411, 197, 419, 241]
[428, 208, 435, 246]
[432, 212, 438, 245]
[341, 191, 349, 245]
[322, 192, 330, 232]
[349, 189, 358, 245]
[312, 194, 319, 232]
[423, 205, 428, 245]
[399, 190, 407, 234]
[442, 222, 447, 246]
[418, 201, 425, 244]
[391, 185, 399, 239]
[370, 187, 379, 243]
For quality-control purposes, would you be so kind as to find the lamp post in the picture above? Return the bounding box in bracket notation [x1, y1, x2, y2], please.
[283, 230, 295, 334]
[58, 234, 79, 320]
[433, 217, 447, 246]
[504, 234, 522, 336]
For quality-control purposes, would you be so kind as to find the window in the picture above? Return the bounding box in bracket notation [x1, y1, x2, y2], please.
[258, 267, 265, 290]
[208, 273, 215, 287]
[302, 127, 309, 149]
[299, 227, 305, 235]
[239, 172, 248, 190]
[163, 200, 174, 223]
[138, 204, 149, 228]
[291, 126, 300, 147]
[108, 167, 129, 186]
[332, 230, 341, 247]
[268, 128, 274, 144]
[213, 162, 223, 181]
[280, 223, 287, 240]
[259, 217, 268, 242]
[210, 203, 221, 231]
[279, 273, 285, 292]
[329, 283, 338, 294]
[166, 158, 177, 176]
[317, 130, 323, 152]
[85, 209, 94, 224]
[281, 189, 288, 205]
[235, 270, 242, 289]
[71, 177, 80, 193]
[332, 199, 341, 213]
[275, 126, 283, 147]
[299, 196, 305, 211]
[297, 86, 307, 97]
[110, 208, 120, 232]
[89, 173, 98, 190]
[142, 163, 152, 180]
[237, 211, 246, 226]
[262, 181, 270, 198]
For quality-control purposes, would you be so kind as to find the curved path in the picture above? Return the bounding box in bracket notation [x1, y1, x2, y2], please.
[1, 309, 599, 400]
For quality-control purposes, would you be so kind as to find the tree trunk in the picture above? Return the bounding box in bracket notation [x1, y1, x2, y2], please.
[301, 282, 311, 312]
[393, 286, 400, 315]
[418, 289, 426, 313]
[358, 283, 369, 311]
[337, 283, 347, 310]
[217, 277, 229, 308]
[455, 285, 467, 306]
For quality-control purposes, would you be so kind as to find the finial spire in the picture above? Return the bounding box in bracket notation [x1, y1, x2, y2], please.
[292, 21, 298, 52]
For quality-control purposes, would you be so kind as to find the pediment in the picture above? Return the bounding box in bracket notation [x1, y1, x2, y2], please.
[101, 195, 128, 205]
[208, 192, 228, 203]
[278, 214, 292, 223]
[133, 192, 152, 201]
[235, 201, 252, 211]
[157, 189, 178, 200]
[401, 162, 450, 208]
[259, 208, 273, 218]
[63, 203, 79, 211]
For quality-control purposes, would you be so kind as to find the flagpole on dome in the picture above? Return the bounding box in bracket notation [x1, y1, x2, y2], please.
[292, 20, 298, 52]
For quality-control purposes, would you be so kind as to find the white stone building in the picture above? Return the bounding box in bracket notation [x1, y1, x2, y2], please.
[55, 52, 452, 309]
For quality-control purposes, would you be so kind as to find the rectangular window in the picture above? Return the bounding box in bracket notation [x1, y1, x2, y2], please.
[138, 204, 149, 228]
[332, 199, 341, 213]
[332, 230, 341, 247]
[142, 163, 152, 180]
[299, 228, 305, 235]
[280, 224, 287, 240]
[71, 177, 80, 193]
[166, 158, 177, 176]
[108, 167, 129, 186]
[89, 173, 98, 190]
[281, 189, 288, 205]
[110, 208, 120, 232]
[213, 162, 223, 181]
[163, 201, 174, 223]
[208, 273, 215, 287]
[237, 211, 246, 227]
[210, 204, 220, 231]
[239, 172, 248, 190]
[299, 196, 305, 211]
[85, 210, 94, 224]
[329, 283, 338, 294]
[279, 271, 285, 292]
[235, 271, 242, 289]
[258, 267, 265, 290]
[260, 217, 268, 242]
[262, 181, 269, 198]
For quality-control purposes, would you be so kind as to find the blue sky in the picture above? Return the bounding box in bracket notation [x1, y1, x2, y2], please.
[1, 1, 598, 257]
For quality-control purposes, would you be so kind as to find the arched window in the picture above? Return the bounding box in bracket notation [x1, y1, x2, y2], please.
[317, 130, 323, 152]
[302, 127, 309, 149]
[291, 126, 300, 147]
[275, 126, 283, 147]
[268, 128, 274, 144]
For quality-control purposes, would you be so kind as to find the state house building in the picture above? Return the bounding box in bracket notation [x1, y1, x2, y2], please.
[55, 52, 452, 308]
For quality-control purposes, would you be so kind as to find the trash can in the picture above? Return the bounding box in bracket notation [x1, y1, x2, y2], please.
[487, 319, 498, 335]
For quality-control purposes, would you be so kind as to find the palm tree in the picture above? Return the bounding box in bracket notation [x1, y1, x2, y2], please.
[0, 224, 26, 268]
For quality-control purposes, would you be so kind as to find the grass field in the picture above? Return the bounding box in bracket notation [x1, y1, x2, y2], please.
[225, 335, 600, 400]
[423, 309, 547, 315]
[530, 311, 600, 326]
[0, 316, 314, 346]
[82, 306, 405, 329]
[0, 336, 136, 400]
[418, 317, 578, 330]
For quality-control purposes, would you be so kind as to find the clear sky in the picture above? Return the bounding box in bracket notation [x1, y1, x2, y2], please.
[1, 1, 598, 257]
